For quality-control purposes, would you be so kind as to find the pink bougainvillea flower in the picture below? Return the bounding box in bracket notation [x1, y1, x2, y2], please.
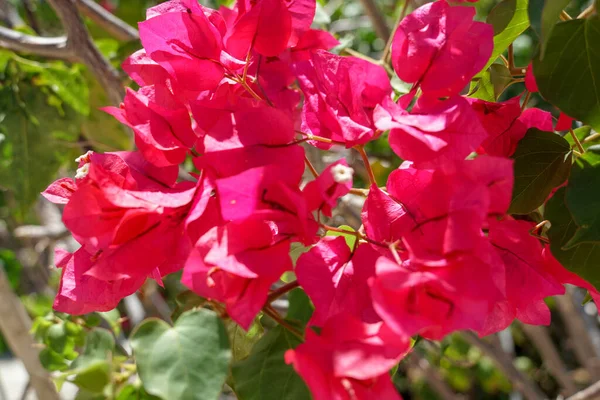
[122, 49, 173, 88]
[182, 216, 294, 328]
[103, 85, 197, 167]
[290, 29, 339, 61]
[481, 219, 565, 335]
[525, 63, 538, 93]
[367, 156, 513, 264]
[45, 151, 195, 284]
[296, 239, 381, 326]
[303, 159, 353, 217]
[470, 97, 555, 157]
[375, 95, 487, 167]
[138, 4, 225, 92]
[53, 248, 146, 315]
[371, 249, 504, 340]
[294, 50, 392, 149]
[555, 112, 574, 131]
[285, 313, 409, 400]
[224, 0, 316, 58]
[391, 0, 493, 98]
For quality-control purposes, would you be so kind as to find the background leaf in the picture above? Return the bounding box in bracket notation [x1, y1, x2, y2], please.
[527, 0, 571, 59]
[130, 309, 231, 400]
[231, 326, 310, 400]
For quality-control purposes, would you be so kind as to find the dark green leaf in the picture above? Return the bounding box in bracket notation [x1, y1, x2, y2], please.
[565, 148, 600, 245]
[533, 17, 600, 132]
[545, 187, 600, 290]
[286, 288, 313, 326]
[231, 326, 310, 400]
[130, 309, 231, 400]
[528, 0, 571, 58]
[509, 128, 572, 214]
[483, 0, 530, 72]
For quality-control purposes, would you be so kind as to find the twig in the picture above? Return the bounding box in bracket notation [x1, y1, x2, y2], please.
[47, 0, 124, 105]
[354, 145, 377, 186]
[405, 352, 463, 400]
[75, 0, 139, 41]
[358, 0, 391, 41]
[570, 129, 586, 153]
[267, 281, 300, 303]
[578, 3, 596, 19]
[22, 0, 41, 34]
[0, 0, 24, 28]
[462, 332, 545, 400]
[0, 26, 73, 60]
[304, 155, 319, 178]
[567, 380, 600, 400]
[560, 10, 573, 21]
[520, 323, 577, 396]
[556, 291, 600, 381]
[262, 305, 304, 340]
[0, 268, 60, 400]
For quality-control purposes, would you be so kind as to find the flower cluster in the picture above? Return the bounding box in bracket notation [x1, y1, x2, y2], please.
[42, 0, 597, 398]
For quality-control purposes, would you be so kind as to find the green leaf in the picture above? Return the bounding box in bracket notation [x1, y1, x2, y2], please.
[46, 323, 68, 353]
[97, 309, 122, 336]
[0, 76, 81, 219]
[116, 384, 161, 400]
[231, 326, 310, 400]
[470, 64, 513, 102]
[171, 291, 205, 321]
[509, 128, 572, 214]
[528, 0, 571, 59]
[286, 288, 313, 326]
[39, 348, 69, 371]
[545, 187, 600, 290]
[533, 17, 600, 132]
[72, 361, 112, 393]
[226, 318, 264, 362]
[71, 328, 115, 367]
[130, 309, 231, 400]
[326, 224, 357, 249]
[564, 148, 600, 245]
[483, 0, 530, 72]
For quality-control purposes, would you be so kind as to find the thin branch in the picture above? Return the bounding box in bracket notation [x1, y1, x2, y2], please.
[47, 0, 124, 105]
[0, 26, 73, 60]
[462, 332, 545, 400]
[0, 268, 59, 400]
[358, 0, 391, 41]
[567, 380, 600, 400]
[22, 0, 41, 34]
[75, 0, 139, 41]
[268, 281, 300, 303]
[405, 352, 463, 400]
[520, 324, 577, 396]
[578, 3, 596, 19]
[555, 292, 600, 381]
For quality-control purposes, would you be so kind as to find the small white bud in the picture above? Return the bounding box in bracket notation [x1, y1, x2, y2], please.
[331, 164, 354, 183]
[75, 163, 90, 179]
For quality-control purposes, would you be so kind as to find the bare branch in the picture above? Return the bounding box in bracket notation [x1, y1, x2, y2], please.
[520, 323, 577, 396]
[566, 380, 600, 400]
[75, 0, 139, 41]
[0, 0, 24, 28]
[556, 292, 600, 381]
[47, 0, 124, 105]
[462, 332, 545, 400]
[358, 0, 391, 41]
[0, 268, 59, 400]
[0, 26, 73, 60]
[405, 352, 464, 400]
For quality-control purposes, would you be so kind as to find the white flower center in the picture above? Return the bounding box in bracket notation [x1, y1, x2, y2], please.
[331, 164, 354, 183]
